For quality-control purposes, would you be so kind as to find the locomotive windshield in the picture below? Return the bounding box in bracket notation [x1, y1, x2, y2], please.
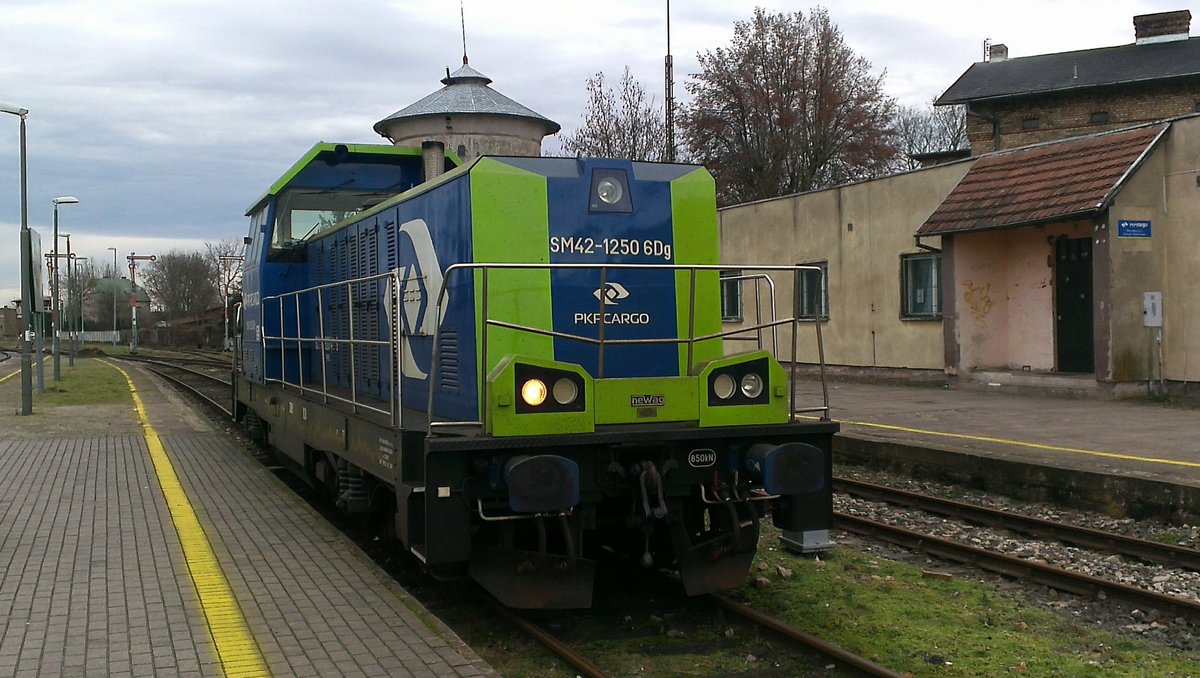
[268, 188, 393, 261]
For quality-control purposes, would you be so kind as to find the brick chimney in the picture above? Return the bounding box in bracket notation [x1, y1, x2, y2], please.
[1134, 10, 1191, 44]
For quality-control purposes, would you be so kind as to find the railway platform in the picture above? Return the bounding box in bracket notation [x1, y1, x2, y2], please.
[0, 358, 492, 677]
[794, 375, 1200, 519]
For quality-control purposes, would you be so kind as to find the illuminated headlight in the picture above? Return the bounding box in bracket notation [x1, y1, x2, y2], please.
[521, 379, 548, 406]
[596, 178, 623, 204]
[552, 377, 578, 405]
[713, 373, 736, 400]
[740, 373, 764, 399]
[513, 363, 587, 414]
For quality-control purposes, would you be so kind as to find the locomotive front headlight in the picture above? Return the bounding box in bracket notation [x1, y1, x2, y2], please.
[596, 178, 623, 205]
[740, 373, 764, 399]
[552, 377, 578, 405]
[713, 373, 736, 400]
[521, 378, 548, 406]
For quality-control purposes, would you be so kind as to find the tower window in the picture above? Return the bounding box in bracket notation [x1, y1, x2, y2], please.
[1090, 111, 1110, 124]
[1021, 117, 1040, 130]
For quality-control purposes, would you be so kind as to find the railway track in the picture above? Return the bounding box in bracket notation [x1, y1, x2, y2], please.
[120, 354, 233, 417]
[835, 477, 1200, 571]
[834, 511, 1200, 625]
[497, 588, 906, 677]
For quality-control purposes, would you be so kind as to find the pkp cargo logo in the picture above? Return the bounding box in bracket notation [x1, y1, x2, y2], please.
[593, 282, 630, 306]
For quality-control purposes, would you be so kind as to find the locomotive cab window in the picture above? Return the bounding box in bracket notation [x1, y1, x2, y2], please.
[268, 188, 393, 262]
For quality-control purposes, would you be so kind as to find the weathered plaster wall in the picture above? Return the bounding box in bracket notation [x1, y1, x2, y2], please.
[719, 161, 972, 369]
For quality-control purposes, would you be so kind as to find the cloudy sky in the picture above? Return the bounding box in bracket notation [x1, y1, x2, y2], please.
[0, 0, 1190, 304]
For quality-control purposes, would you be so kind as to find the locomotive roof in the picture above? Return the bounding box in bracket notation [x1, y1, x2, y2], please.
[245, 143, 430, 216]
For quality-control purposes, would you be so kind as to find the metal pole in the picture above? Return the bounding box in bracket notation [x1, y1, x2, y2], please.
[664, 0, 675, 162]
[130, 255, 137, 355]
[52, 207, 60, 379]
[8, 105, 33, 414]
[66, 237, 74, 367]
[108, 247, 117, 345]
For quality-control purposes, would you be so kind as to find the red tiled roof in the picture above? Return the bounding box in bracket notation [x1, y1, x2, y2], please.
[917, 124, 1168, 236]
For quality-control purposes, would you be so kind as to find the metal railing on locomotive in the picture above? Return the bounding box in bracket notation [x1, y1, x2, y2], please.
[259, 270, 403, 427]
[257, 263, 830, 433]
[427, 262, 830, 432]
[719, 272, 779, 356]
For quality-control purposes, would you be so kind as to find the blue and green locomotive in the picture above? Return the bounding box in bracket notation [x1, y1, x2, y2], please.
[233, 142, 837, 607]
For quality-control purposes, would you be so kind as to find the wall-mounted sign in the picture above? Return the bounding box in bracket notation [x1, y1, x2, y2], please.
[1117, 219, 1151, 238]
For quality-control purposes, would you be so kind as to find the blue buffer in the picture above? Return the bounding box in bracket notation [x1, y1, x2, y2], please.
[503, 455, 581, 513]
[746, 442, 827, 495]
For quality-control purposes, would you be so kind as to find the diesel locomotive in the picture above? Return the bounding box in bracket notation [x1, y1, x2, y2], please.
[232, 142, 838, 608]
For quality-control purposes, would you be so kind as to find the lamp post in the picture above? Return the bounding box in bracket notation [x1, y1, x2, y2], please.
[51, 196, 79, 380]
[108, 247, 117, 346]
[1, 101, 32, 414]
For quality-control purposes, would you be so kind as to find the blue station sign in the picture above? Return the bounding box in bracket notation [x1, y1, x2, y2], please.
[1117, 219, 1151, 238]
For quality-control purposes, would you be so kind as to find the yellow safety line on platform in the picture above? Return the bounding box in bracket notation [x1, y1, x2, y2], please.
[806, 415, 1200, 469]
[102, 360, 268, 678]
[0, 355, 47, 384]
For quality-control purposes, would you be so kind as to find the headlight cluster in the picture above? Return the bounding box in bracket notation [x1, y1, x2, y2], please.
[516, 364, 586, 413]
[707, 357, 770, 406]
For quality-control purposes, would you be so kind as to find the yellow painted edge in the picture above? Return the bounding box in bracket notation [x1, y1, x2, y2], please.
[101, 359, 269, 677]
[0, 354, 47, 384]
[800, 415, 1200, 470]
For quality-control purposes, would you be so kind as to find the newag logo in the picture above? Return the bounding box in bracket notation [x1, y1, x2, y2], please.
[630, 394, 665, 407]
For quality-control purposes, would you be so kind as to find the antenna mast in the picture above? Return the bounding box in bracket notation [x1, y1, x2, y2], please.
[461, 1, 468, 64]
[665, 0, 675, 162]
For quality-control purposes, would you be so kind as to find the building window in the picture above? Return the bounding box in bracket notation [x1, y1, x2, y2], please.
[796, 262, 829, 320]
[901, 253, 941, 319]
[1090, 111, 1110, 124]
[1021, 117, 1040, 130]
[720, 270, 742, 322]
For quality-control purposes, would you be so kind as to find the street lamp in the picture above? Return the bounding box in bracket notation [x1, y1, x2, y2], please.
[1, 101, 32, 414]
[51, 196, 79, 380]
[107, 247, 117, 346]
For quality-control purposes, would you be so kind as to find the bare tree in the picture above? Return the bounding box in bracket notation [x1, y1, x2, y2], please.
[681, 7, 898, 205]
[143, 250, 218, 322]
[891, 100, 968, 171]
[558, 67, 673, 161]
[205, 239, 245, 299]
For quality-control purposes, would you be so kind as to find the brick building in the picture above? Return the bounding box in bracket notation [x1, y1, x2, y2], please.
[938, 10, 1200, 154]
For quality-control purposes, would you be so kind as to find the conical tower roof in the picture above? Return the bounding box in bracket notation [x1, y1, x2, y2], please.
[373, 61, 560, 136]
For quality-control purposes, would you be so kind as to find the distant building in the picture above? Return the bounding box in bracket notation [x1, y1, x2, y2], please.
[0, 306, 16, 338]
[373, 59, 560, 160]
[938, 10, 1200, 154]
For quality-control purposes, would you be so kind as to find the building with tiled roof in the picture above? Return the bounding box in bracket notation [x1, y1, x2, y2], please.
[373, 59, 559, 161]
[937, 10, 1199, 154]
[718, 10, 1200, 400]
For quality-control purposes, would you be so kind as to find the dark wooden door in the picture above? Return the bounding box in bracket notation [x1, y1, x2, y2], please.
[1055, 237, 1094, 373]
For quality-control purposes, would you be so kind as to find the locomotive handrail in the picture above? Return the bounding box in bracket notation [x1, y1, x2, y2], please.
[427, 262, 829, 433]
[719, 272, 778, 354]
[260, 269, 406, 427]
[257, 261, 830, 434]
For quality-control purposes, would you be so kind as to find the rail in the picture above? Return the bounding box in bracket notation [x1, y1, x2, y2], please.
[254, 262, 830, 434]
[259, 270, 405, 427]
[427, 262, 830, 431]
